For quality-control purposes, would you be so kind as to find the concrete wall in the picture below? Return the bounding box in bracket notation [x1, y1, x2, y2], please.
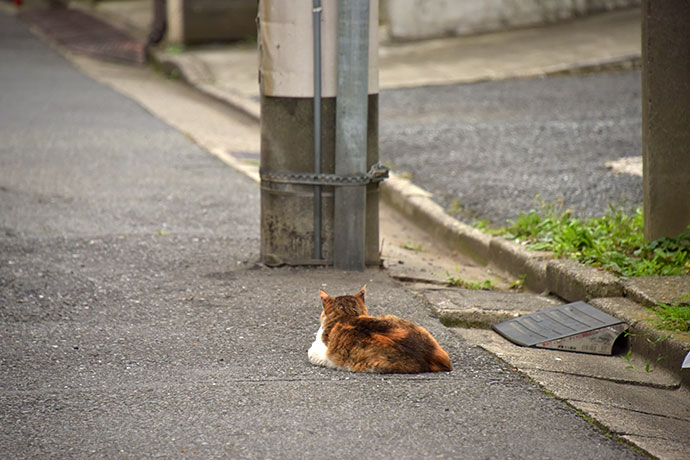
[382, 0, 640, 40]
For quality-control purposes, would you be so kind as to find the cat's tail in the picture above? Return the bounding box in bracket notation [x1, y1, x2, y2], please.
[429, 345, 453, 372]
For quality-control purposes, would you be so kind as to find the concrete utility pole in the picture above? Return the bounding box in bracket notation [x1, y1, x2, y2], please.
[258, 0, 381, 267]
[641, 0, 690, 241]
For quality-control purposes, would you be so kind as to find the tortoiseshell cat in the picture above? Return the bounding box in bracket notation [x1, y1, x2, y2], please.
[308, 286, 452, 373]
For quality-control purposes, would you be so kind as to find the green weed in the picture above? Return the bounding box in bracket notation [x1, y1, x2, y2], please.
[474, 219, 503, 235]
[620, 348, 634, 370]
[445, 270, 494, 290]
[620, 331, 669, 372]
[495, 204, 690, 277]
[509, 274, 527, 292]
[165, 44, 186, 55]
[647, 302, 690, 332]
[399, 241, 424, 252]
[447, 200, 463, 217]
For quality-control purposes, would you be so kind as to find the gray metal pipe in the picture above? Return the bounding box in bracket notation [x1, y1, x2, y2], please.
[312, 0, 323, 260]
[334, 0, 370, 271]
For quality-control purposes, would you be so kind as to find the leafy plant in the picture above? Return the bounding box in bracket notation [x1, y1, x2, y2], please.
[647, 301, 690, 332]
[494, 204, 690, 277]
[445, 270, 494, 290]
[620, 347, 634, 370]
[165, 44, 186, 55]
[399, 241, 424, 252]
[620, 331, 670, 372]
[509, 274, 526, 292]
[447, 200, 464, 217]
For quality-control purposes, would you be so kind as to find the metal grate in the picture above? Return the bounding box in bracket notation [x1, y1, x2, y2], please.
[19, 7, 146, 65]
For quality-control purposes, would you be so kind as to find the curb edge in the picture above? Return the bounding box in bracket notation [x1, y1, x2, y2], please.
[380, 174, 690, 385]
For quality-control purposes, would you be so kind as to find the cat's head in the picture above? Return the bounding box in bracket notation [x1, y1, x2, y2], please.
[319, 285, 369, 321]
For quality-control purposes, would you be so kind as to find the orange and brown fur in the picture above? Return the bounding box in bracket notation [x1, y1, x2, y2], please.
[307, 286, 452, 373]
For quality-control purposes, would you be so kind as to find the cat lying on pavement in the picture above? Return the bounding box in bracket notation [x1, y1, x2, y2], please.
[308, 286, 452, 373]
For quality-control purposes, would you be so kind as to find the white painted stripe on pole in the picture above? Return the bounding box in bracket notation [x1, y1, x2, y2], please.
[259, 0, 378, 98]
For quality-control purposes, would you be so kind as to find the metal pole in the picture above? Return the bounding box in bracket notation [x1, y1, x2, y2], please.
[312, 0, 323, 260]
[334, 0, 369, 271]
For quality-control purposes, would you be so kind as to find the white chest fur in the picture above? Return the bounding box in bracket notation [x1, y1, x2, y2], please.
[307, 325, 337, 369]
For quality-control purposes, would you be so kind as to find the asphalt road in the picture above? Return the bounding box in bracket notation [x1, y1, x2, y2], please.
[380, 70, 643, 226]
[0, 12, 645, 459]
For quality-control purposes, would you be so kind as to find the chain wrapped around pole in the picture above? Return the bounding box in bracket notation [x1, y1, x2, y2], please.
[260, 162, 389, 187]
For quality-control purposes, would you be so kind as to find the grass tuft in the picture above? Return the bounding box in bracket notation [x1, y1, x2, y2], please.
[399, 241, 424, 252]
[493, 204, 690, 278]
[445, 269, 494, 290]
[648, 301, 690, 332]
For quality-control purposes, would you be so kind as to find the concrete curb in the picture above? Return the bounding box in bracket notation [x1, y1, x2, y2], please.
[546, 259, 624, 301]
[487, 237, 551, 293]
[148, 49, 261, 122]
[381, 174, 492, 265]
[381, 174, 690, 385]
[591, 297, 690, 384]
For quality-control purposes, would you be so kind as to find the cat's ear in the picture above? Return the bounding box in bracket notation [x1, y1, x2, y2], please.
[356, 284, 366, 301]
[319, 289, 335, 315]
[319, 290, 330, 309]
